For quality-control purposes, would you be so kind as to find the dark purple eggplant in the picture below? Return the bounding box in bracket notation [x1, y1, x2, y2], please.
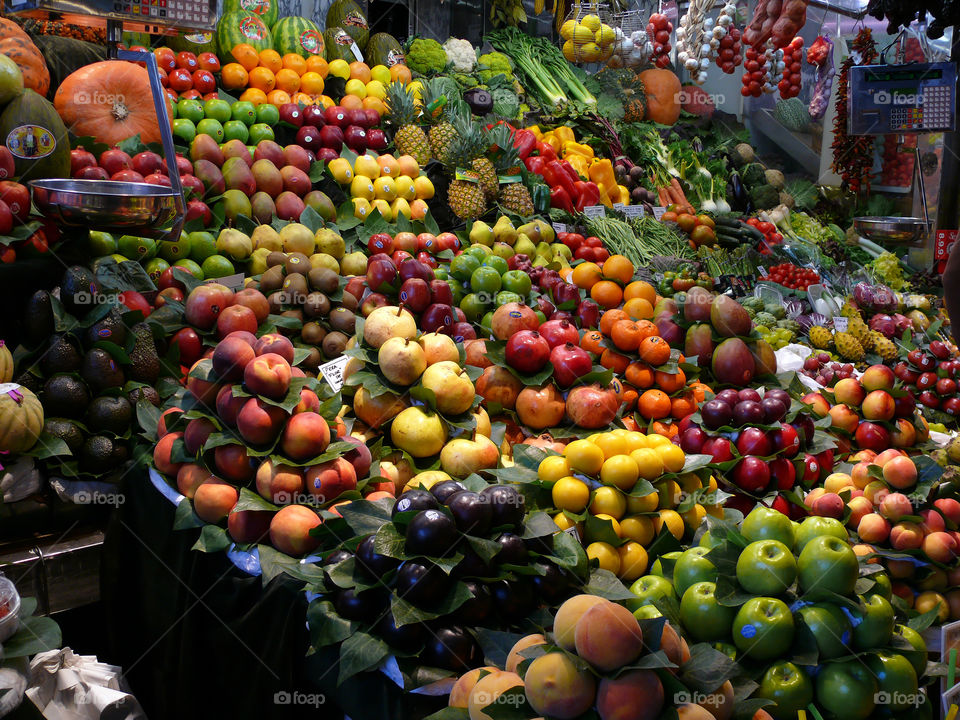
[463, 89, 493, 115]
[728, 170, 747, 212]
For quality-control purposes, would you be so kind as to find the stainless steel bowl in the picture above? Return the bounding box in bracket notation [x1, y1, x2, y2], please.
[29, 179, 179, 232]
[853, 216, 928, 245]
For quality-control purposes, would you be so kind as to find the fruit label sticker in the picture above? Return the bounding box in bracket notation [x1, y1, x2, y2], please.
[385, 49, 405, 67]
[238, 16, 267, 41]
[299, 30, 323, 55]
[320, 355, 349, 392]
[497, 175, 522, 184]
[185, 32, 214, 44]
[833, 316, 848, 332]
[6, 125, 55, 160]
[343, 10, 368, 29]
[563, 524, 580, 541]
[240, 0, 270, 14]
[740, 624, 757, 638]
[350, 42, 364, 62]
[583, 205, 605, 219]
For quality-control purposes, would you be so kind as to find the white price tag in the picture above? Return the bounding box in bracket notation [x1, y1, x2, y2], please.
[613, 203, 626, 214]
[319, 355, 350, 392]
[552, 222, 567, 234]
[833, 316, 849, 332]
[563, 524, 580, 541]
[207, 272, 244, 290]
[583, 205, 605, 219]
[350, 42, 363, 61]
[623, 205, 644, 218]
[759, 266, 768, 276]
[652, 207, 667, 220]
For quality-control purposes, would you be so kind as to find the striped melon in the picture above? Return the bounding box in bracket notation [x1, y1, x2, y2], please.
[216, 11, 273, 62]
[223, 0, 278, 30]
[326, 0, 369, 50]
[0, 384, 42, 454]
[324, 27, 359, 62]
[167, 31, 218, 56]
[273, 17, 324, 58]
[365, 33, 404, 67]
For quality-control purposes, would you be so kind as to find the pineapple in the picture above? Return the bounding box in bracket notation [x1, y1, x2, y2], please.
[872, 332, 898, 361]
[489, 123, 535, 216]
[472, 125, 498, 201]
[385, 81, 431, 166]
[835, 331, 864, 362]
[420, 79, 457, 165]
[809, 326, 833, 349]
[445, 122, 487, 221]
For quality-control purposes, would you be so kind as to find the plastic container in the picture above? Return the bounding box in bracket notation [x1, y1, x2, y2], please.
[0, 575, 21, 643]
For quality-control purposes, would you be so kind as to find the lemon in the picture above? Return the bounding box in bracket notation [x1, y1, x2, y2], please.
[349, 175, 375, 201]
[373, 175, 397, 201]
[372, 198, 393, 220]
[590, 486, 627, 519]
[391, 197, 412, 219]
[327, 157, 353, 184]
[586, 542, 620, 574]
[596, 24, 615, 45]
[328, 59, 350, 80]
[618, 542, 649, 580]
[352, 197, 371, 219]
[578, 42, 601, 62]
[552, 476, 589, 512]
[344, 78, 367, 98]
[562, 40, 578, 62]
[571, 23, 595, 43]
[407, 80, 424, 103]
[370, 64, 391, 84]
[560, 19, 577, 40]
[394, 175, 416, 201]
[413, 175, 435, 199]
[538, 455, 570, 484]
[365, 80, 386, 99]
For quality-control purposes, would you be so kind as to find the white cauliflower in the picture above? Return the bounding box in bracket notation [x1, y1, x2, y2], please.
[442, 37, 477, 73]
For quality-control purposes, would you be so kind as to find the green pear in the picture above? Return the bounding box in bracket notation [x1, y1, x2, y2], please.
[493, 216, 518, 246]
[532, 254, 550, 267]
[469, 220, 494, 247]
[492, 242, 514, 260]
[532, 219, 555, 243]
[341, 251, 368, 276]
[315, 228, 345, 259]
[536, 241, 553, 258]
[514, 234, 536, 257]
[248, 247, 271, 275]
[552, 243, 572, 260]
[517, 221, 541, 243]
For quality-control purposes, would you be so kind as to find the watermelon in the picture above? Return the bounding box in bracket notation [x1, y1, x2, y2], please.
[273, 16, 324, 58]
[365, 33, 404, 67]
[324, 27, 359, 62]
[223, 0, 278, 30]
[326, 0, 369, 50]
[167, 31, 218, 56]
[216, 11, 273, 62]
[0, 89, 69, 182]
[774, 97, 810, 132]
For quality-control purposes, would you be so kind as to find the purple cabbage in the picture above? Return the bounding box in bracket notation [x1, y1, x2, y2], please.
[796, 313, 827, 331]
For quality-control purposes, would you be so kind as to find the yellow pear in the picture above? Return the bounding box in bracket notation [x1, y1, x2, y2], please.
[469, 220, 494, 247]
[251, 224, 282, 252]
[248, 247, 271, 275]
[315, 228, 346, 259]
[493, 216, 518, 246]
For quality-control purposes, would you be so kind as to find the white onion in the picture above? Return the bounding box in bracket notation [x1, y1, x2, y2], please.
[678, 50, 689, 62]
[709, 37, 720, 49]
[676, 26, 686, 40]
[685, 58, 700, 71]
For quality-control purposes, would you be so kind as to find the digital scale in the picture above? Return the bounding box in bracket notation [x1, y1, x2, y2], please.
[6, 0, 215, 34]
[847, 61, 957, 136]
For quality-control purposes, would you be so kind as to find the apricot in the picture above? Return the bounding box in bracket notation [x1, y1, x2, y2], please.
[574, 600, 644, 671]
[595, 669, 664, 720]
[227, 509, 273, 543]
[505, 634, 545, 674]
[305, 457, 357, 503]
[153, 431, 184, 477]
[255, 459, 304, 503]
[157, 407, 182, 438]
[449, 668, 501, 708]
[883, 455, 918, 489]
[677, 705, 716, 720]
[553, 594, 606, 651]
[176, 463, 211, 499]
[193, 479, 239, 523]
[280, 411, 330, 461]
[699, 680, 734, 720]
[660, 621, 690, 667]
[183, 417, 216, 455]
[524, 651, 596, 719]
[467, 671, 523, 720]
[268, 504, 322, 556]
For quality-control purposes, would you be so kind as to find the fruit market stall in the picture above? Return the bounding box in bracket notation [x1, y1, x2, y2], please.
[0, 0, 959, 717]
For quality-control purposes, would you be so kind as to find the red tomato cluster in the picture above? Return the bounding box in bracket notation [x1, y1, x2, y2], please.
[559, 232, 610, 264]
[143, 47, 222, 103]
[715, 27, 743, 74]
[746, 217, 783, 254]
[778, 37, 804, 98]
[766, 262, 820, 290]
[647, 14, 673, 69]
[740, 47, 771, 97]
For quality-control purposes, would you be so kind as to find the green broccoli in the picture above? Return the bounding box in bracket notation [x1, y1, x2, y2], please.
[742, 163, 767, 187]
[492, 88, 519, 119]
[476, 51, 513, 83]
[453, 72, 478, 90]
[406, 38, 447, 76]
[749, 184, 779, 209]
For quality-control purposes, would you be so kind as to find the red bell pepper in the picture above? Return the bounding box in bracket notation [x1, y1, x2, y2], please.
[524, 155, 546, 175]
[546, 160, 577, 200]
[559, 160, 580, 185]
[574, 181, 600, 212]
[550, 186, 575, 214]
[513, 129, 537, 160]
[537, 141, 557, 162]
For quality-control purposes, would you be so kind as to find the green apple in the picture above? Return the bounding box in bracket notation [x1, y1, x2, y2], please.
[864, 571, 892, 600]
[794, 516, 848, 552]
[673, 546, 717, 597]
[698, 529, 724, 549]
[797, 603, 851, 660]
[798, 535, 858, 599]
[627, 574, 675, 611]
[650, 550, 682, 578]
[713, 642, 737, 660]
[742, 505, 796, 548]
[757, 661, 814, 720]
[679, 581, 736, 642]
[866, 652, 918, 712]
[733, 597, 794, 660]
[851, 594, 894, 650]
[892, 624, 927, 679]
[815, 660, 878, 720]
[632, 605, 662, 620]
[736, 540, 797, 596]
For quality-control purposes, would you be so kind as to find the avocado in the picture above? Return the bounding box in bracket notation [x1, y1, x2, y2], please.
[22, 290, 54, 347]
[60, 266, 100, 316]
[86, 396, 133, 435]
[128, 386, 160, 407]
[79, 435, 114, 474]
[110, 439, 129, 465]
[42, 374, 89, 419]
[40, 334, 83, 375]
[15, 371, 42, 394]
[43, 418, 84, 454]
[127, 323, 160, 384]
[80, 348, 125, 392]
[84, 310, 127, 349]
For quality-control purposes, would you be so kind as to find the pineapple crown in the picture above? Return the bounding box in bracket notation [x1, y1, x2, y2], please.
[418, 78, 449, 128]
[446, 108, 487, 167]
[487, 123, 520, 173]
[385, 81, 421, 128]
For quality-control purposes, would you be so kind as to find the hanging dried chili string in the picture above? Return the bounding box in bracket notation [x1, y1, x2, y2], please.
[831, 28, 878, 194]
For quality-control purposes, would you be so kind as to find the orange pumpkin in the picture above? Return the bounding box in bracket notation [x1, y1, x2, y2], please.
[54, 61, 173, 146]
[0, 18, 49, 97]
[638, 68, 681, 126]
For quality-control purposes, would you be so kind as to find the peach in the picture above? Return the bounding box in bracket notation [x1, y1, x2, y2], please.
[505, 634, 546, 674]
[280, 412, 331, 461]
[468, 671, 524, 720]
[364, 490, 393, 501]
[923, 531, 958, 563]
[883, 456, 918, 489]
[524, 651, 597, 719]
[917, 567, 948, 591]
[237, 397, 287, 445]
[861, 364, 896, 392]
[858, 513, 891, 543]
[255, 459, 304, 503]
[699, 680, 734, 720]
[660, 621, 690, 667]
[575, 600, 644, 671]
[891, 582, 914, 606]
[935, 498, 960, 526]
[812, 492, 844, 519]
[449, 668, 501, 708]
[864, 480, 890, 505]
[879, 493, 913, 521]
[595, 669, 664, 720]
[153, 431, 184, 477]
[947, 589, 960, 620]
[914, 591, 949, 623]
[891, 419, 917, 448]
[850, 449, 878, 462]
[216, 385, 246, 427]
[846, 496, 874, 528]
[874, 448, 905, 467]
[852, 543, 877, 561]
[890, 521, 924, 550]
[475, 365, 523, 410]
[834, 377, 866, 406]
[157, 407, 182, 438]
[216, 304, 258, 339]
[948, 565, 960, 586]
[915, 414, 930, 442]
[823, 472, 853, 494]
[184, 283, 232, 330]
[224, 330, 257, 346]
[212, 336, 256, 382]
[193, 479, 239, 523]
[920, 509, 945, 534]
[851, 461, 874, 489]
[177, 463, 211, 499]
[268, 504, 322, 556]
[887, 559, 916, 580]
[231, 287, 270, 323]
[213, 443, 254, 483]
[855, 422, 891, 452]
[254, 332, 295, 363]
[553, 595, 607, 651]
[341, 436, 372, 479]
[184, 417, 216, 456]
[804, 487, 826, 509]
[305, 457, 357, 503]
[186, 361, 221, 407]
[294, 388, 321, 415]
[801, 392, 830, 418]
[227, 508, 273, 543]
[244, 352, 292, 400]
[677, 705, 716, 720]
[861, 390, 895, 421]
[828, 403, 860, 434]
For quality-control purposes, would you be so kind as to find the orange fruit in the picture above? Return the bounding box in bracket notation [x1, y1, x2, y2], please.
[559, 267, 574, 281]
[635, 320, 658, 342]
[220, 63, 249, 90]
[625, 362, 654, 389]
[340, 94, 363, 110]
[305, 55, 328, 77]
[292, 92, 315, 106]
[688, 382, 712, 402]
[362, 96, 386, 115]
[599, 309, 629, 336]
[624, 280, 656, 304]
[349, 61, 371, 83]
[318, 94, 336, 109]
[580, 330, 605, 355]
[603, 254, 634, 284]
[396, 155, 420, 177]
[572, 261, 602, 290]
[650, 420, 679, 439]
[670, 391, 697, 419]
[275, 68, 301, 94]
[610, 319, 642, 352]
[639, 336, 671, 366]
[300, 71, 325, 95]
[591, 280, 623, 309]
[231, 43, 260, 71]
[248, 66, 276, 93]
[390, 64, 412, 84]
[654, 368, 686, 394]
[282, 53, 307, 75]
[639, 389, 672, 420]
[238, 87, 268, 105]
[266, 89, 292, 105]
[258, 49, 283, 74]
[623, 297, 654, 320]
[600, 348, 630, 374]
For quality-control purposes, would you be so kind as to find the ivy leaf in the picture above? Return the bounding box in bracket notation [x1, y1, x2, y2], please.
[3, 616, 61, 659]
[338, 631, 391, 684]
[339, 497, 395, 536]
[233, 486, 279, 513]
[307, 599, 358, 647]
[173, 499, 204, 529]
[583, 568, 635, 601]
[192, 524, 231, 553]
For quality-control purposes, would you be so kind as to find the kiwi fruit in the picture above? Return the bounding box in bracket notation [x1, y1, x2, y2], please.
[339, 292, 359, 312]
[282, 273, 308, 302]
[260, 265, 285, 293]
[266, 251, 287, 268]
[322, 331, 349, 358]
[329, 307, 356, 334]
[309, 266, 339, 294]
[285, 253, 311, 275]
[303, 292, 331, 318]
[302, 347, 323, 370]
[267, 291, 286, 314]
[301, 321, 327, 345]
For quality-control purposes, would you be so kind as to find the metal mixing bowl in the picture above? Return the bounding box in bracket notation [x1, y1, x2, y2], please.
[29, 179, 178, 231]
[853, 216, 928, 245]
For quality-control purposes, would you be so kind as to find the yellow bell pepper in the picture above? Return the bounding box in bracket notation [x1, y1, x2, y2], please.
[541, 133, 562, 153]
[566, 154, 591, 178]
[588, 158, 617, 195]
[562, 141, 594, 159]
[597, 182, 614, 208]
[524, 125, 543, 139]
[617, 185, 631, 204]
[553, 126, 575, 144]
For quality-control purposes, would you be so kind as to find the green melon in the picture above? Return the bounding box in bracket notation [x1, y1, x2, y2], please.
[273, 16, 324, 58]
[223, 0, 278, 29]
[216, 11, 273, 62]
[167, 31, 218, 56]
[365, 32, 404, 67]
[0, 89, 69, 182]
[326, 0, 369, 50]
[324, 27, 359, 62]
[774, 97, 810, 133]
